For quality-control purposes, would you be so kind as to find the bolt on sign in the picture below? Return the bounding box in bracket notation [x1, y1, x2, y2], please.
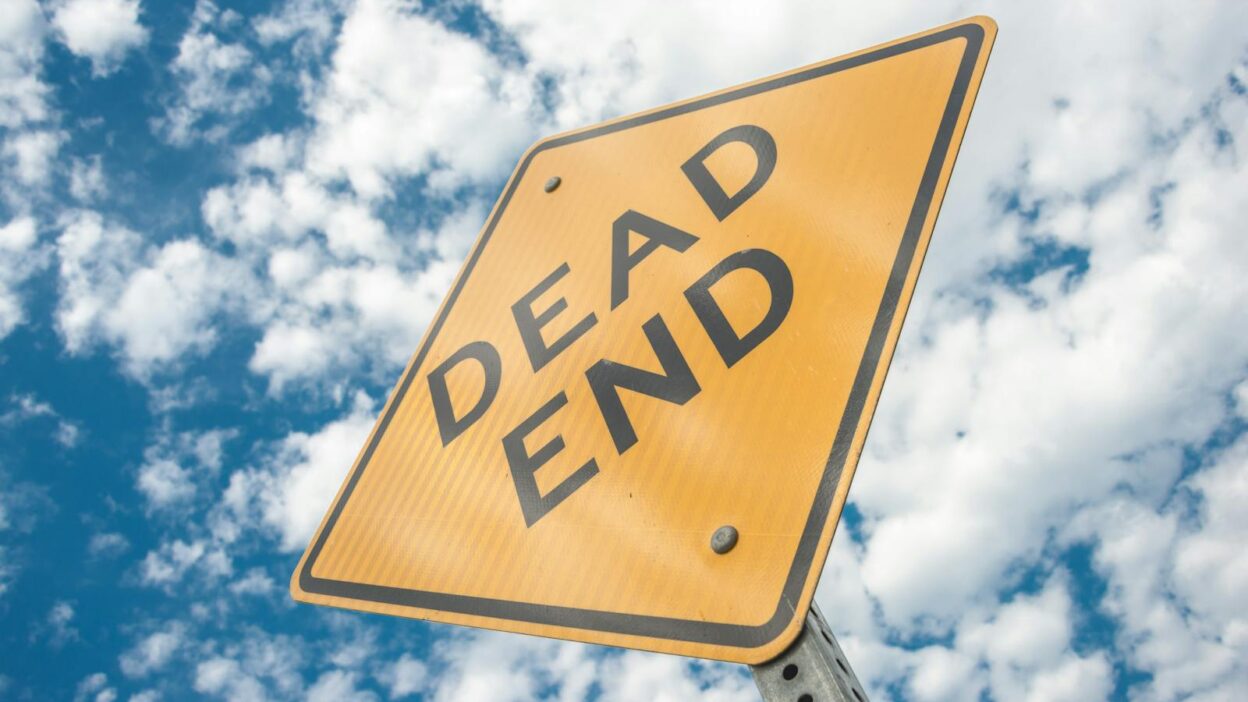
[292, 16, 996, 664]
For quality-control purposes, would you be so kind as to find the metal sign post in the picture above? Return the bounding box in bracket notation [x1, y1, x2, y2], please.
[751, 603, 868, 702]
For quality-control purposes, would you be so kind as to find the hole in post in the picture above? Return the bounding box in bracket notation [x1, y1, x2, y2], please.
[852, 688, 865, 701]
[782, 664, 799, 680]
[798, 695, 813, 702]
[837, 657, 849, 675]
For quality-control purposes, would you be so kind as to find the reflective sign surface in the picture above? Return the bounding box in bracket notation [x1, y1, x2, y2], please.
[292, 16, 996, 663]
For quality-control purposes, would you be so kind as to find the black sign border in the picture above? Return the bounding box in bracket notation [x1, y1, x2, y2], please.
[299, 22, 985, 652]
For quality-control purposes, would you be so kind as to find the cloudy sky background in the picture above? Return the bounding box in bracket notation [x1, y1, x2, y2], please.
[1, 0, 1246, 700]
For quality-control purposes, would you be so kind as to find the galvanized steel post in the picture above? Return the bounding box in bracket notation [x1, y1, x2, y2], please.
[750, 603, 868, 702]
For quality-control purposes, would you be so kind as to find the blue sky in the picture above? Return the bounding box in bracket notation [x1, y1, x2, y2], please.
[1, 1, 1246, 700]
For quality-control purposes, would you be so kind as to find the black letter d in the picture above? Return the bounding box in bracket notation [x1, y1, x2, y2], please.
[427, 341, 502, 446]
[681, 124, 777, 221]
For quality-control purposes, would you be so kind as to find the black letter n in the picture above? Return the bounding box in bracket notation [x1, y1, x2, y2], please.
[586, 314, 700, 455]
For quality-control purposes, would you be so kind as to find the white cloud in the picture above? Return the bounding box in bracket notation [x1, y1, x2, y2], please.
[55, 420, 82, 447]
[156, 0, 270, 145]
[42, 600, 81, 647]
[201, 176, 321, 250]
[379, 653, 427, 699]
[850, 75, 1248, 630]
[1, 392, 52, 423]
[0, 1, 61, 209]
[56, 210, 142, 354]
[1173, 444, 1248, 626]
[905, 646, 980, 702]
[136, 458, 196, 508]
[235, 133, 299, 174]
[0, 0, 50, 129]
[2, 128, 61, 187]
[820, 573, 1113, 702]
[302, 0, 539, 199]
[425, 633, 594, 702]
[962, 580, 1113, 702]
[0, 216, 45, 338]
[327, 627, 376, 669]
[55, 210, 257, 377]
[50, 0, 148, 76]
[228, 568, 275, 596]
[139, 538, 231, 587]
[185, 0, 555, 395]
[198, 166, 468, 393]
[145, 377, 219, 415]
[189, 429, 233, 470]
[306, 671, 375, 702]
[0, 214, 37, 252]
[1061, 435, 1248, 701]
[69, 155, 107, 201]
[139, 539, 204, 585]
[192, 631, 306, 701]
[74, 673, 117, 702]
[0, 392, 81, 444]
[88, 531, 130, 559]
[809, 35, 1247, 696]
[135, 428, 235, 510]
[419, 630, 754, 702]
[252, 0, 344, 61]
[596, 651, 758, 702]
[0, 545, 13, 599]
[119, 622, 184, 678]
[222, 394, 374, 550]
[194, 658, 267, 701]
[106, 239, 253, 370]
[0, 471, 52, 600]
[1233, 379, 1248, 420]
[480, 0, 827, 130]
[248, 259, 457, 393]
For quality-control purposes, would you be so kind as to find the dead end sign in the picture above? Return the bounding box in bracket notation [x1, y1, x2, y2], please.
[291, 16, 996, 664]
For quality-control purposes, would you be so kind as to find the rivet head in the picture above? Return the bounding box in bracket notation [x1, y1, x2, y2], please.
[544, 176, 561, 193]
[710, 525, 739, 555]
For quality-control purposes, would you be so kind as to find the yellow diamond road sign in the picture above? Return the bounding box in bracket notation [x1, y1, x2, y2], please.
[292, 17, 996, 664]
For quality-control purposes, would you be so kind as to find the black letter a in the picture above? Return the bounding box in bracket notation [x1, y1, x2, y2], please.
[610, 210, 698, 310]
